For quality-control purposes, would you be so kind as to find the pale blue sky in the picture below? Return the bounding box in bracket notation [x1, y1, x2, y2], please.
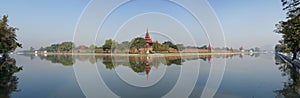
[0, 0, 285, 50]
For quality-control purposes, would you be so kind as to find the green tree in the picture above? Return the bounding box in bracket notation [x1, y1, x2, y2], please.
[152, 41, 161, 51]
[176, 44, 185, 51]
[0, 15, 22, 55]
[39, 47, 45, 51]
[161, 44, 169, 51]
[275, 18, 300, 60]
[162, 41, 177, 50]
[275, 44, 285, 52]
[282, 0, 300, 18]
[102, 39, 118, 52]
[200, 45, 208, 49]
[152, 41, 169, 52]
[89, 44, 97, 50]
[275, 0, 300, 60]
[29, 47, 34, 52]
[46, 44, 60, 52]
[59, 42, 74, 52]
[116, 41, 130, 51]
[130, 37, 146, 53]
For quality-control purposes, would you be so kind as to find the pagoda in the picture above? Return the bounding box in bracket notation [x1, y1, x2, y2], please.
[208, 44, 212, 52]
[145, 28, 153, 46]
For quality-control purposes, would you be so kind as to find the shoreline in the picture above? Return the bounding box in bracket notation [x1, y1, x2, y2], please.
[20, 52, 259, 56]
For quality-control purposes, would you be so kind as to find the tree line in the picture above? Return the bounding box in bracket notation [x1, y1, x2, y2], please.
[37, 37, 250, 53]
[101, 37, 186, 53]
[38, 42, 74, 52]
[36, 37, 200, 53]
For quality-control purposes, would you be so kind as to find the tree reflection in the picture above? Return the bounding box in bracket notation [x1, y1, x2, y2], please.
[98, 54, 247, 73]
[21, 53, 246, 71]
[164, 56, 183, 65]
[101, 55, 185, 73]
[102, 56, 114, 70]
[20, 54, 75, 66]
[0, 54, 22, 98]
[274, 54, 300, 97]
[45, 55, 74, 66]
[128, 56, 147, 73]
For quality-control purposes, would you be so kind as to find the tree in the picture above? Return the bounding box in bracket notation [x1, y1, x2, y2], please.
[0, 15, 22, 55]
[59, 42, 74, 52]
[152, 41, 169, 52]
[45, 44, 60, 52]
[152, 41, 161, 51]
[275, 0, 300, 60]
[276, 18, 300, 60]
[162, 41, 177, 50]
[282, 0, 300, 18]
[39, 47, 45, 51]
[29, 47, 34, 52]
[117, 41, 130, 51]
[275, 44, 285, 52]
[76, 45, 88, 50]
[161, 44, 169, 51]
[89, 44, 97, 50]
[200, 45, 208, 49]
[102, 39, 118, 52]
[0, 20, 22, 94]
[130, 37, 146, 53]
[176, 44, 185, 51]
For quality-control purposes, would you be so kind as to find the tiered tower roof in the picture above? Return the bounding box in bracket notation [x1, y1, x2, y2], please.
[145, 28, 153, 44]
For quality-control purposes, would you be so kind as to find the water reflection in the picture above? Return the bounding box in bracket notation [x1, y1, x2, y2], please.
[39, 55, 74, 66]
[19, 53, 260, 72]
[0, 54, 22, 98]
[14, 53, 265, 97]
[274, 54, 300, 97]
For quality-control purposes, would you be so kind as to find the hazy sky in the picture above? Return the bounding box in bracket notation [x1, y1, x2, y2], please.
[0, 0, 285, 51]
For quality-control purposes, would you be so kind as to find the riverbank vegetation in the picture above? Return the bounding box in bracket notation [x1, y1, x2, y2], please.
[275, 0, 300, 60]
[0, 15, 22, 56]
[29, 38, 260, 54]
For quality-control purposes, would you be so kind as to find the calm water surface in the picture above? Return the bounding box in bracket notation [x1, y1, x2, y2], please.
[3, 53, 297, 98]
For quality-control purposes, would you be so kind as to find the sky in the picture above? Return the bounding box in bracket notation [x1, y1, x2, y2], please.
[0, 0, 285, 51]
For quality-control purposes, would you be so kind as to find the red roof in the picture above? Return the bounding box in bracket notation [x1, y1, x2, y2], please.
[208, 44, 212, 50]
[145, 28, 153, 44]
